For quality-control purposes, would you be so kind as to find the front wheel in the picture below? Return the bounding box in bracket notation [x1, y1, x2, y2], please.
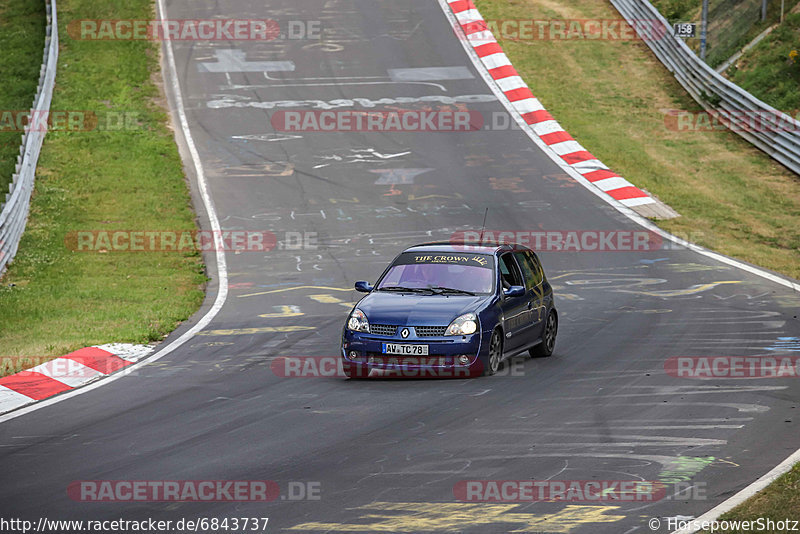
[483, 329, 503, 376]
[529, 310, 557, 358]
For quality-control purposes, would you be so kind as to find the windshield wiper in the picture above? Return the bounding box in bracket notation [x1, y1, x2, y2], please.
[429, 286, 476, 296]
[378, 286, 434, 294]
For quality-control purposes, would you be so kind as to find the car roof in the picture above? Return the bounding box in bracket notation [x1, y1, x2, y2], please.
[403, 241, 528, 254]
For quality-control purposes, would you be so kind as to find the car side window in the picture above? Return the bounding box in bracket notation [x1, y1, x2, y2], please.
[514, 251, 539, 290]
[499, 253, 523, 289]
[525, 251, 544, 286]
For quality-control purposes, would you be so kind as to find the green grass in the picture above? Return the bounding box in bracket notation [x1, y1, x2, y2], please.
[649, 0, 699, 21]
[0, 0, 46, 196]
[474, 0, 800, 281]
[0, 0, 205, 374]
[727, 12, 800, 111]
[702, 463, 800, 533]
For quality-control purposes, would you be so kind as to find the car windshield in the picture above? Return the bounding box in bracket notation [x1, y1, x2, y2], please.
[376, 252, 495, 294]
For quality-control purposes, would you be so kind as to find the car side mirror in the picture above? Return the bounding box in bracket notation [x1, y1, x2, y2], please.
[503, 285, 525, 298]
[354, 281, 373, 293]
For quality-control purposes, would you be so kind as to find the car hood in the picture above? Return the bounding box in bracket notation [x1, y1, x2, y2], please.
[356, 292, 490, 326]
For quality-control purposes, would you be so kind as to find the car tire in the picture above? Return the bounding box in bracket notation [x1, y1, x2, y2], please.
[484, 329, 503, 376]
[529, 310, 557, 358]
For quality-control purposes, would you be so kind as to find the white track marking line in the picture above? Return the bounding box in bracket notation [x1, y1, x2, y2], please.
[0, 0, 228, 425]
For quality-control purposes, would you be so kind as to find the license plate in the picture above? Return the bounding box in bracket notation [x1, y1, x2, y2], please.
[382, 343, 429, 355]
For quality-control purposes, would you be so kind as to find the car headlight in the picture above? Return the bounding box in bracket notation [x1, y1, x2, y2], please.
[445, 313, 478, 336]
[347, 309, 370, 333]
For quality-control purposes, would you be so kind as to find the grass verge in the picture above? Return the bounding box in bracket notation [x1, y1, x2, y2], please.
[702, 462, 800, 533]
[726, 11, 800, 111]
[475, 0, 800, 280]
[0, 0, 205, 376]
[0, 0, 46, 196]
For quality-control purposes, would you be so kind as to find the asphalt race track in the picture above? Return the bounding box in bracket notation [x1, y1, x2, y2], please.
[2, 0, 800, 532]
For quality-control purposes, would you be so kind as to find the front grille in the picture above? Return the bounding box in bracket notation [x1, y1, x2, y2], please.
[369, 325, 449, 337]
[414, 326, 448, 337]
[370, 324, 397, 336]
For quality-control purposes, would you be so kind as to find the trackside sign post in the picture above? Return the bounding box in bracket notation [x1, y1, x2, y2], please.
[673, 22, 696, 39]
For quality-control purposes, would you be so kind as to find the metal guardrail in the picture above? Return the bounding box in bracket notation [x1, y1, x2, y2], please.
[611, 0, 800, 176]
[0, 0, 58, 277]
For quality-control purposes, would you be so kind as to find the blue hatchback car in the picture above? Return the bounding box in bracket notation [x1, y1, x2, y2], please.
[341, 242, 558, 378]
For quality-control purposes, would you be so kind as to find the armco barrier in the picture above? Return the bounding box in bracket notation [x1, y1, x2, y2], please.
[611, 0, 800, 176]
[0, 0, 58, 277]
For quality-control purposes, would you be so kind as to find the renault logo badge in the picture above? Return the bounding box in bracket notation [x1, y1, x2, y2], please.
[401, 328, 410, 338]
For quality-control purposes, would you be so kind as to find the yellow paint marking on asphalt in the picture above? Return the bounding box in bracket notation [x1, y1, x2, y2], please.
[258, 305, 304, 318]
[308, 294, 357, 308]
[775, 294, 800, 309]
[548, 266, 650, 281]
[665, 262, 729, 273]
[239, 285, 352, 298]
[407, 193, 463, 201]
[286, 502, 625, 532]
[608, 308, 673, 314]
[308, 294, 344, 304]
[620, 280, 741, 297]
[197, 326, 316, 336]
[262, 162, 295, 176]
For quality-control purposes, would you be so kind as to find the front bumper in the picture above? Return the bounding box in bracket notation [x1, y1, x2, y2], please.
[341, 328, 487, 377]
